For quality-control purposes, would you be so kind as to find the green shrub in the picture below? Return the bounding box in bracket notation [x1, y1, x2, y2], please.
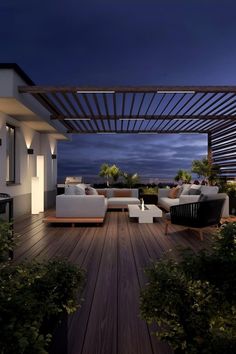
[140, 223, 236, 353]
[0, 219, 15, 261]
[141, 187, 158, 195]
[0, 259, 85, 354]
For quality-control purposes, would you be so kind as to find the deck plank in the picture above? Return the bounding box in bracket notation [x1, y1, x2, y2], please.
[14, 211, 213, 354]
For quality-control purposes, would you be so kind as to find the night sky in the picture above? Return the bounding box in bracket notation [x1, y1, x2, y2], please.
[1, 1, 236, 183]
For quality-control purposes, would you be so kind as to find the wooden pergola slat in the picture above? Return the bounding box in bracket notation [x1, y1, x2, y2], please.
[18, 85, 236, 180]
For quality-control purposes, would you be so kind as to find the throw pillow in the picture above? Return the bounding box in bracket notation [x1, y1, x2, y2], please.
[188, 188, 201, 195]
[168, 187, 179, 199]
[65, 185, 76, 195]
[85, 187, 98, 195]
[74, 185, 85, 195]
[180, 184, 191, 195]
[175, 185, 183, 198]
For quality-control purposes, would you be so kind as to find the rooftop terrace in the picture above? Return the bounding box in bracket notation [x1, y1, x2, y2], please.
[14, 210, 214, 354]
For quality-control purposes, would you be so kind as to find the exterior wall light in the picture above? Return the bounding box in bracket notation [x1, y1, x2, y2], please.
[52, 154, 57, 159]
[27, 148, 34, 154]
[0, 138, 2, 146]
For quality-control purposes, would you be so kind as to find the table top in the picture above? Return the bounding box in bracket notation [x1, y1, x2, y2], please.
[128, 204, 162, 217]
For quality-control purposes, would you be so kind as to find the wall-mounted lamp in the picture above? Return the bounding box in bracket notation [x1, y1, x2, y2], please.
[27, 148, 34, 155]
[51, 154, 57, 159]
[0, 138, 2, 146]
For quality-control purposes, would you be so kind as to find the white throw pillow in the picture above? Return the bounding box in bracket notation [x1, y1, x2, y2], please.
[180, 184, 191, 195]
[74, 184, 86, 195]
[65, 185, 76, 195]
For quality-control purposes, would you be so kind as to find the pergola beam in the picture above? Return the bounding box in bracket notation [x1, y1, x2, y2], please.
[19, 85, 236, 93]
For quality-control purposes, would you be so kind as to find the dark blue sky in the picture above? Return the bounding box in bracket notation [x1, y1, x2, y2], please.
[1, 0, 236, 182]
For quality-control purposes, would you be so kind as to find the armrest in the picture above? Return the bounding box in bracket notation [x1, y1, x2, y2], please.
[179, 195, 200, 204]
[158, 188, 170, 198]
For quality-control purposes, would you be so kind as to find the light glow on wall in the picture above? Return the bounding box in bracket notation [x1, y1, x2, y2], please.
[21, 125, 35, 149]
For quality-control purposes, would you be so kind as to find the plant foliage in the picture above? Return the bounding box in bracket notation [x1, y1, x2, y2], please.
[0, 219, 15, 261]
[0, 259, 85, 354]
[191, 157, 220, 185]
[174, 169, 192, 184]
[140, 223, 236, 353]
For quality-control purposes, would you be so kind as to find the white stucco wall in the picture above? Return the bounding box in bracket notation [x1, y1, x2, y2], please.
[0, 112, 57, 216]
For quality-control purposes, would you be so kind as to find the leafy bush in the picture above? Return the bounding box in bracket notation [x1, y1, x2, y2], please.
[141, 187, 158, 195]
[0, 219, 15, 261]
[140, 223, 236, 353]
[0, 259, 85, 354]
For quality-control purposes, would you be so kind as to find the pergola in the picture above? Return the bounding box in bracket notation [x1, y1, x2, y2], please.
[19, 85, 236, 179]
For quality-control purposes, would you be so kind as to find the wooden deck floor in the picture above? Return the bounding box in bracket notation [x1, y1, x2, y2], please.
[14, 211, 214, 354]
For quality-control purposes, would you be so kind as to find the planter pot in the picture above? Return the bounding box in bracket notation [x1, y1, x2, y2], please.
[140, 194, 158, 205]
[229, 196, 236, 215]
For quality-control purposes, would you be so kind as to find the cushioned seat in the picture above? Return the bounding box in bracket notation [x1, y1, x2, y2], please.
[108, 197, 140, 209]
[158, 197, 180, 211]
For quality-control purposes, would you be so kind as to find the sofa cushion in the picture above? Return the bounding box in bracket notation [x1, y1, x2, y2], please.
[200, 185, 219, 195]
[158, 197, 180, 211]
[113, 190, 132, 197]
[199, 192, 226, 202]
[188, 188, 201, 195]
[108, 197, 140, 206]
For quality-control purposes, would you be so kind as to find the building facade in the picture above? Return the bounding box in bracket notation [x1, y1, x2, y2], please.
[0, 64, 68, 217]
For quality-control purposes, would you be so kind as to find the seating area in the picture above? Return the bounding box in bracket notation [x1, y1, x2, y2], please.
[44, 184, 140, 224]
[158, 183, 229, 217]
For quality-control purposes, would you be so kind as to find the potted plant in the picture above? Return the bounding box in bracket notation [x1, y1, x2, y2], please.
[140, 223, 236, 353]
[139, 186, 158, 205]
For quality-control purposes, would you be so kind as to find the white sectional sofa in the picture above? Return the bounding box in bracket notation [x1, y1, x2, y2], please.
[56, 194, 107, 220]
[49, 187, 140, 225]
[158, 184, 229, 218]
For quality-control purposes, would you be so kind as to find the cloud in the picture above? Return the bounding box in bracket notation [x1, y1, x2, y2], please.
[57, 133, 207, 181]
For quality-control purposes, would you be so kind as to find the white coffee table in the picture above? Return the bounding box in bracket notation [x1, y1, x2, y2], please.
[128, 204, 163, 223]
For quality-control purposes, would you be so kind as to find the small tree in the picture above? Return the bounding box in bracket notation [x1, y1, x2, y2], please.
[192, 157, 220, 185]
[174, 169, 192, 184]
[99, 163, 111, 187]
[99, 163, 121, 186]
[109, 164, 121, 184]
[122, 172, 139, 188]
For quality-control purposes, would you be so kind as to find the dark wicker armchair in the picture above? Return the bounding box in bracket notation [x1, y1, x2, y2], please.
[165, 198, 225, 240]
[0, 193, 11, 214]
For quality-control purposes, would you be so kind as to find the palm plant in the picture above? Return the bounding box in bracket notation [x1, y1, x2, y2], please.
[192, 157, 220, 185]
[122, 172, 139, 188]
[99, 163, 111, 187]
[109, 164, 121, 183]
[174, 169, 192, 184]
